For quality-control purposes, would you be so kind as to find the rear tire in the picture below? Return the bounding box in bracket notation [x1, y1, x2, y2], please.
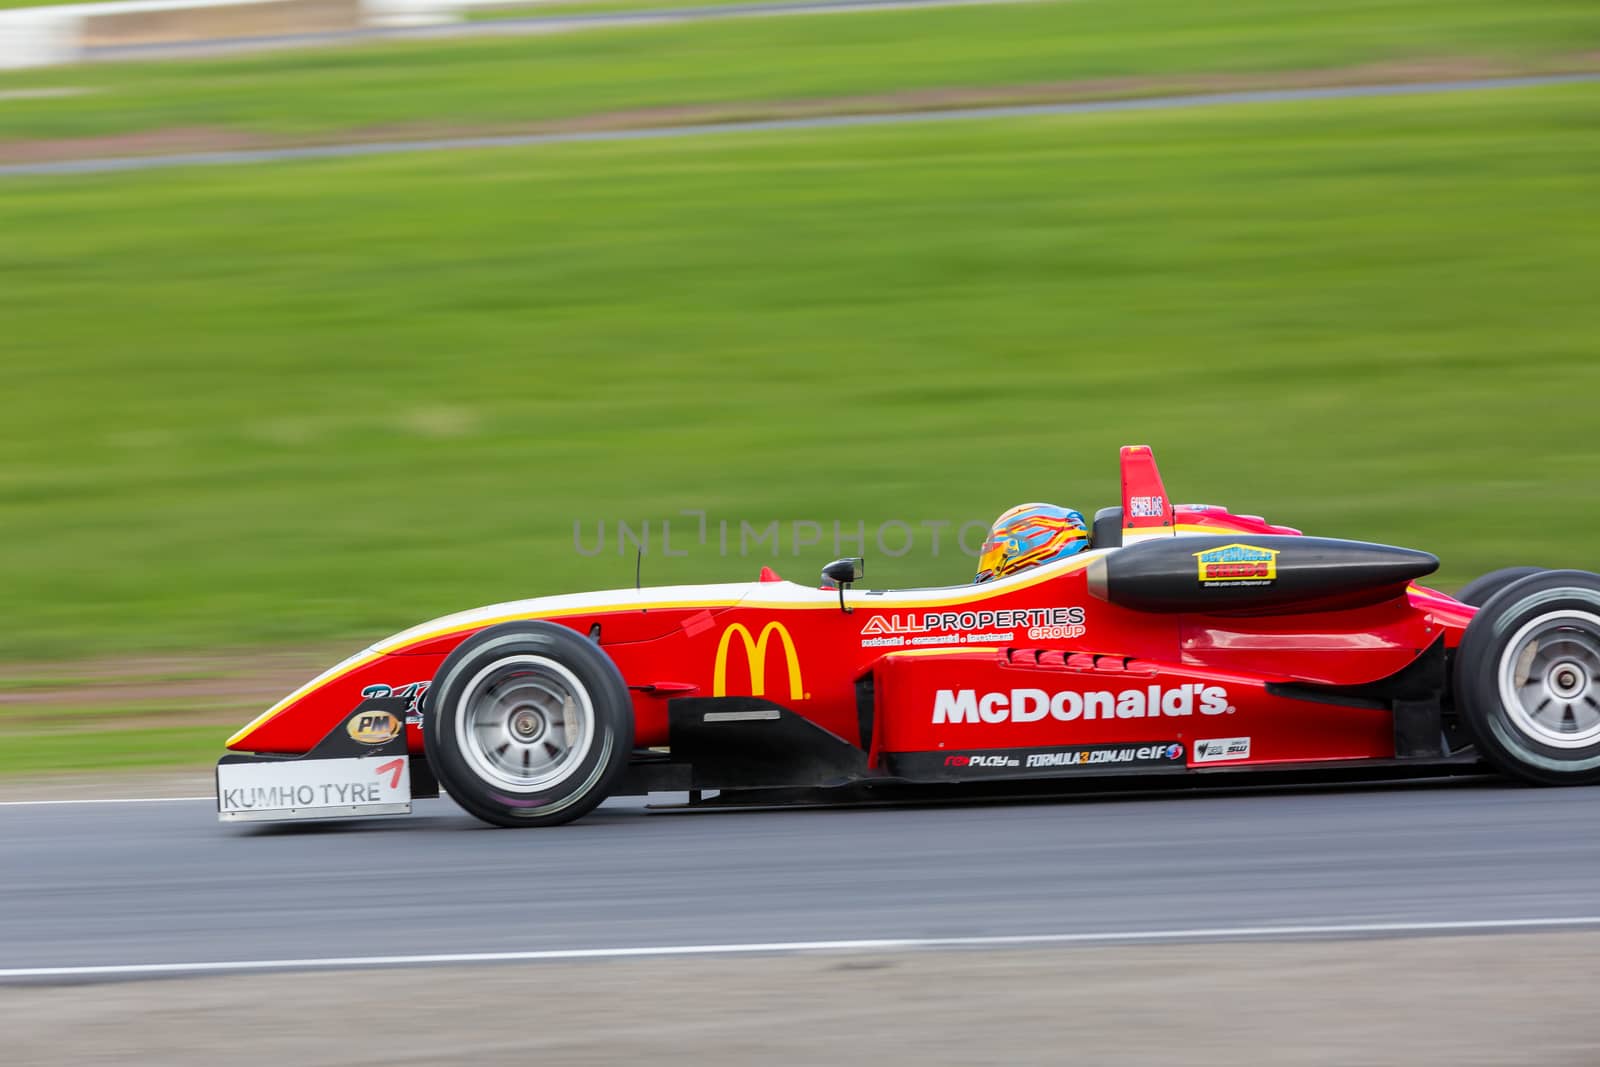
[1455, 570, 1600, 785]
[423, 621, 634, 827]
[1454, 566, 1545, 608]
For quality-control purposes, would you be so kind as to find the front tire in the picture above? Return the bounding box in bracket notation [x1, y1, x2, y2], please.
[1453, 566, 1545, 608]
[1455, 570, 1600, 785]
[424, 622, 634, 827]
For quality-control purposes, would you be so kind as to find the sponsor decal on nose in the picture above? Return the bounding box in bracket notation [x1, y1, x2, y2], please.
[346, 710, 402, 744]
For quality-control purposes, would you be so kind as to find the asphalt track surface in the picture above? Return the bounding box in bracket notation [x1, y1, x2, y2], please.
[4, 73, 1597, 179]
[5, 777, 1600, 981]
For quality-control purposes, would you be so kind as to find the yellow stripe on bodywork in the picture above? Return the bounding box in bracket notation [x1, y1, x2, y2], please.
[743, 553, 1099, 611]
[224, 647, 389, 747]
[382, 552, 1101, 648]
[227, 554, 1102, 749]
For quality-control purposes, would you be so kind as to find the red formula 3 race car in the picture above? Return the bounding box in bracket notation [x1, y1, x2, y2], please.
[218, 446, 1600, 828]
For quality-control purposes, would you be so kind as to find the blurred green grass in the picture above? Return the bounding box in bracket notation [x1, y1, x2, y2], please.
[0, 725, 228, 774]
[0, 0, 1596, 142]
[2, 83, 1597, 671]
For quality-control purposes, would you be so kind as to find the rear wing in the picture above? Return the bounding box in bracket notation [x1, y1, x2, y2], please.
[1119, 445, 1174, 544]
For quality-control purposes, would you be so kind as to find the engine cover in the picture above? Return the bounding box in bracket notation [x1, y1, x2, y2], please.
[1086, 535, 1438, 614]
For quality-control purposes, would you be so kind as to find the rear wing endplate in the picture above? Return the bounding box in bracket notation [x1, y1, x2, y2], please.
[1119, 445, 1175, 544]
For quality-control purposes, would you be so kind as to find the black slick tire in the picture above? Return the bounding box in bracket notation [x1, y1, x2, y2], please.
[1455, 570, 1600, 786]
[1453, 566, 1545, 608]
[423, 621, 634, 827]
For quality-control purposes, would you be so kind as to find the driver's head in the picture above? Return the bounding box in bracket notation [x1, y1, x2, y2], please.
[974, 503, 1089, 584]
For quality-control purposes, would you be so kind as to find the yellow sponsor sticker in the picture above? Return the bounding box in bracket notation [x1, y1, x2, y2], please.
[1194, 543, 1278, 586]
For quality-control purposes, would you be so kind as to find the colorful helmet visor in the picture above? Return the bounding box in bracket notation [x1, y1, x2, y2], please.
[973, 503, 1089, 584]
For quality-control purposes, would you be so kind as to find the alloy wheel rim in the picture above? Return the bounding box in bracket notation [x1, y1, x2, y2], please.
[454, 655, 595, 791]
[1497, 610, 1600, 749]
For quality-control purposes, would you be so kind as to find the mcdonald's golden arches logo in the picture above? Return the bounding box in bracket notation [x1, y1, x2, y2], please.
[713, 622, 804, 700]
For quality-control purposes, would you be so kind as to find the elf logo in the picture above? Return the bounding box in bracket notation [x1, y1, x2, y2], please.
[932, 684, 1232, 724]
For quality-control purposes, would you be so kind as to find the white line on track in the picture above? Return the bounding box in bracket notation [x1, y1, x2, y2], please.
[0, 795, 212, 807]
[6, 916, 1599, 981]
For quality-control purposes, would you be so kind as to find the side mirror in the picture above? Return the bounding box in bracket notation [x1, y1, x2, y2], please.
[821, 557, 864, 614]
[821, 557, 864, 586]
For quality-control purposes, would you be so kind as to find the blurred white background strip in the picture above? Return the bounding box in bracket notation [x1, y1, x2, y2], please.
[0, 0, 1037, 69]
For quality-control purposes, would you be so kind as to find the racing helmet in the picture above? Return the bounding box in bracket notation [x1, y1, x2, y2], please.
[974, 503, 1089, 584]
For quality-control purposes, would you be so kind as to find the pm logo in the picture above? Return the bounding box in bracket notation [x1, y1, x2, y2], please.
[346, 710, 402, 745]
[713, 622, 804, 700]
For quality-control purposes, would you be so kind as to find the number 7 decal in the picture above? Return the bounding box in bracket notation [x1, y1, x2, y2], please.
[376, 758, 405, 789]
